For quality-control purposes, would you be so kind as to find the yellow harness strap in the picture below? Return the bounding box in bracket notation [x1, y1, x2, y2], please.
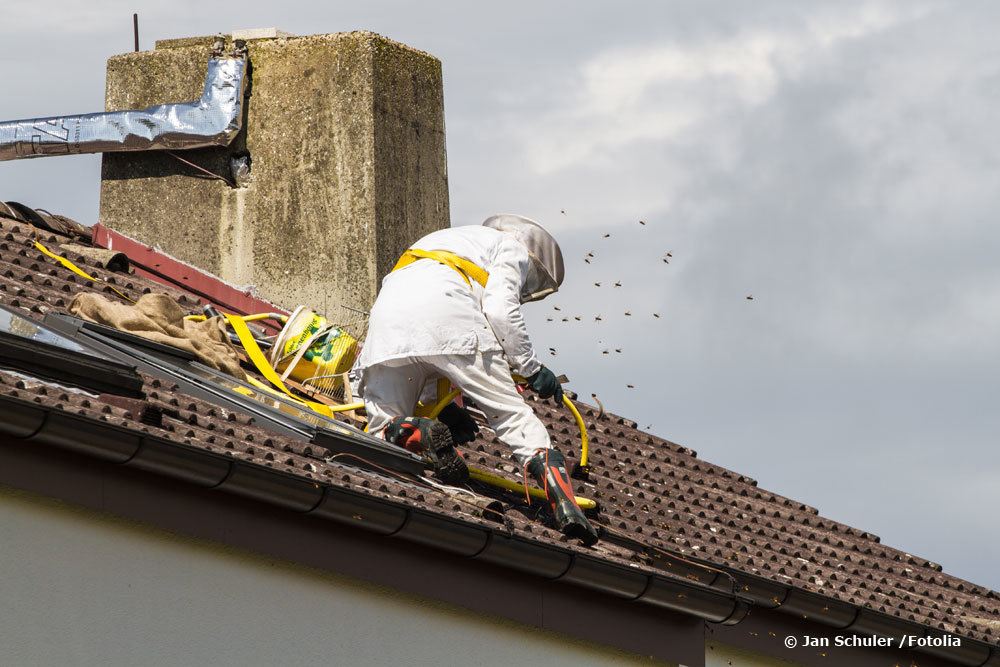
[34, 240, 135, 303]
[392, 248, 489, 288]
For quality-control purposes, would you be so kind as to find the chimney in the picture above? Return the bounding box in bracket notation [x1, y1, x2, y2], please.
[98, 31, 449, 313]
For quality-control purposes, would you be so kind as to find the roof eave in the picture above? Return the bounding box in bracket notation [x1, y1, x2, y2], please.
[0, 392, 747, 625]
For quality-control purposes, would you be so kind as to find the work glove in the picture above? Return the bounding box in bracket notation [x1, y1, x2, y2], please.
[437, 402, 480, 445]
[527, 366, 563, 403]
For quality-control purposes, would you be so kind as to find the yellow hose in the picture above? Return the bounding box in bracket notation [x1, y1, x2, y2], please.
[325, 402, 366, 413]
[509, 374, 589, 468]
[184, 312, 288, 323]
[422, 388, 462, 419]
[562, 396, 589, 468]
[243, 312, 288, 323]
[468, 467, 596, 510]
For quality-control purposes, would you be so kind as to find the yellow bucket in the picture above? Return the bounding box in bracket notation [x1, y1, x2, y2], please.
[269, 305, 359, 386]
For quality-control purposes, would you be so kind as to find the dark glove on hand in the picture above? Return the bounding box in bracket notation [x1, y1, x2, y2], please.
[527, 366, 563, 403]
[437, 402, 480, 445]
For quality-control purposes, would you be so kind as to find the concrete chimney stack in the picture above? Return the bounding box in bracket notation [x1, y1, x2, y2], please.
[99, 31, 450, 313]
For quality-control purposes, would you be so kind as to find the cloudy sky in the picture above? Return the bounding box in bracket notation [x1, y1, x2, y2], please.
[2, 1, 998, 589]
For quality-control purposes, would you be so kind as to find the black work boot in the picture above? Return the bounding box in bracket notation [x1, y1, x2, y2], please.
[385, 416, 469, 485]
[526, 449, 599, 546]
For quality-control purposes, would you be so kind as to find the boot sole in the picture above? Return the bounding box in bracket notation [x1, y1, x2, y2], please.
[562, 520, 599, 547]
[428, 422, 469, 485]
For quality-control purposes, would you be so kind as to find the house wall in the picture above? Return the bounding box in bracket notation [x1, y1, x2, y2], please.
[706, 605, 962, 667]
[0, 486, 661, 667]
[706, 642, 801, 667]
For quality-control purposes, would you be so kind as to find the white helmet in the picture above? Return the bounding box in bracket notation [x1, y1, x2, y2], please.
[483, 214, 564, 302]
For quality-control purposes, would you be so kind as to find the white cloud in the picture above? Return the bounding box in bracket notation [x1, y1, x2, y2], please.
[500, 1, 1000, 368]
[515, 4, 925, 175]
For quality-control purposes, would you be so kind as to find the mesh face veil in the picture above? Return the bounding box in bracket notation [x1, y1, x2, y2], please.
[482, 214, 565, 302]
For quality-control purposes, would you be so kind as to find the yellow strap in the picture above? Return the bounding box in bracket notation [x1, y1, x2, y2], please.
[467, 467, 597, 510]
[34, 241, 135, 303]
[224, 313, 334, 418]
[392, 249, 489, 288]
[185, 312, 287, 324]
[225, 313, 296, 396]
[243, 376, 335, 418]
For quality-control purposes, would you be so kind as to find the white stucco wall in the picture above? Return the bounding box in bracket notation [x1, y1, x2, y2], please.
[706, 641, 801, 667]
[0, 486, 662, 667]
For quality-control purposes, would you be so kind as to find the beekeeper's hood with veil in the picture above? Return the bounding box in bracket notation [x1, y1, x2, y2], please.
[482, 214, 564, 303]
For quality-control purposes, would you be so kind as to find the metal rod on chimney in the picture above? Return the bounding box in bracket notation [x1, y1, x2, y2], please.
[133, 13, 139, 52]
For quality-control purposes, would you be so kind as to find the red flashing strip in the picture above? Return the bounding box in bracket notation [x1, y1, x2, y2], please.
[92, 223, 288, 332]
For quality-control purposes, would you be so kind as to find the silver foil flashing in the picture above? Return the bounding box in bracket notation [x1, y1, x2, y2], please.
[0, 56, 246, 162]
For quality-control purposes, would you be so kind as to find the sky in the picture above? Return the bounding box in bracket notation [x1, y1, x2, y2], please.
[2, 1, 998, 589]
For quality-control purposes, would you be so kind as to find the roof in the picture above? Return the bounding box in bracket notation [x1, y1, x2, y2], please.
[1, 205, 998, 662]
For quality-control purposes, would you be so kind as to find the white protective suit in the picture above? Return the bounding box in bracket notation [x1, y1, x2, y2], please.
[355, 224, 553, 463]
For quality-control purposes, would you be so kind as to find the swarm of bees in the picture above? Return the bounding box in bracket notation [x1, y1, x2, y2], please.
[538, 215, 755, 424]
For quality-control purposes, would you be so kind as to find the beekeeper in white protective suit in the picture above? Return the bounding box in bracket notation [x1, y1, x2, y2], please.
[354, 214, 598, 546]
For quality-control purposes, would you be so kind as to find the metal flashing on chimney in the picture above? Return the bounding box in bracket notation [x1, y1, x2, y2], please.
[0, 48, 247, 162]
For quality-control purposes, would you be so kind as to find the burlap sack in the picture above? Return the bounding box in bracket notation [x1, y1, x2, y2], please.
[69, 292, 246, 380]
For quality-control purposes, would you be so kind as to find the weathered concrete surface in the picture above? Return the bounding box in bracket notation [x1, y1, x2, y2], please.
[100, 32, 449, 313]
